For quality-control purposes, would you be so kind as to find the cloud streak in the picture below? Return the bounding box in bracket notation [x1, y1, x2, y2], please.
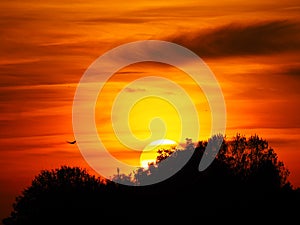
[166, 20, 300, 58]
[124, 87, 146, 93]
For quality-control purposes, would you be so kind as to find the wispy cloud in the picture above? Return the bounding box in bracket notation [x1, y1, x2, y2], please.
[124, 87, 146, 93]
[166, 20, 300, 58]
[280, 65, 300, 76]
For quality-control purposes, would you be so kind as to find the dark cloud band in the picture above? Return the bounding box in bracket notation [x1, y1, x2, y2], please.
[166, 20, 300, 58]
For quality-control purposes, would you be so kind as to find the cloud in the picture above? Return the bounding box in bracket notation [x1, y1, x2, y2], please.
[166, 20, 300, 58]
[281, 65, 300, 76]
[266, 137, 300, 147]
[82, 17, 150, 24]
[124, 87, 146, 93]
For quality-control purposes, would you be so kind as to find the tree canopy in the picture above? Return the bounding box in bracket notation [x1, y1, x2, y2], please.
[3, 134, 300, 224]
[113, 134, 291, 190]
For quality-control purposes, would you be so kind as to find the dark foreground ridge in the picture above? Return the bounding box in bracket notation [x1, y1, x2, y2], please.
[3, 134, 300, 224]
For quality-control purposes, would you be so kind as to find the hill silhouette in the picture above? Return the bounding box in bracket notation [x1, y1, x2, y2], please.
[3, 134, 300, 224]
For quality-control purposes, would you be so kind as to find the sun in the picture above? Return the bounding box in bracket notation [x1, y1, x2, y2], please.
[140, 159, 156, 169]
[139, 139, 178, 168]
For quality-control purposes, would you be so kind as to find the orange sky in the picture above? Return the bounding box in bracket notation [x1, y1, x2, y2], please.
[1, 0, 300, 220]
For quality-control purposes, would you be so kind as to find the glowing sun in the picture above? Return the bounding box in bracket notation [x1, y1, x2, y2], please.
[139, 139, 178, 168]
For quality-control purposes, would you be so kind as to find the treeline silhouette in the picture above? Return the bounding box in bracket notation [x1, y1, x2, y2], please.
[3, 134, 300, 224]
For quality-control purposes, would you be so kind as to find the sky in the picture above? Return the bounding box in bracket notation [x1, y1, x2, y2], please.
[1, 0, 300, 220]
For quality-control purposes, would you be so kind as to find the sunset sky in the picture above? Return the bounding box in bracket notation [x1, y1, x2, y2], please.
[1, 0, 300, 220]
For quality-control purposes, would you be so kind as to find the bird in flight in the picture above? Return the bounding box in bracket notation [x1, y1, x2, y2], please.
[66, 140, 76, 144]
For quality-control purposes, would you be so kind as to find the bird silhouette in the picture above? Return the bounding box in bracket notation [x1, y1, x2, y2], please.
[66, 140, 76, 144]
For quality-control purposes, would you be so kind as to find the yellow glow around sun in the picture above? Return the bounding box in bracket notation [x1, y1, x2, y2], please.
[139, 139, 178, 168]
[94, 62, 212, 167]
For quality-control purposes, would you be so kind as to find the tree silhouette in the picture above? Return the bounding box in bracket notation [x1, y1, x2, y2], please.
[3, 135, 300, 224]
[111, 134, 300, 221]
[218, 134, 291, 190]
[156, 146, 176, 163]
[2, 166, 118, 224]
[112, 134, 290, 190]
